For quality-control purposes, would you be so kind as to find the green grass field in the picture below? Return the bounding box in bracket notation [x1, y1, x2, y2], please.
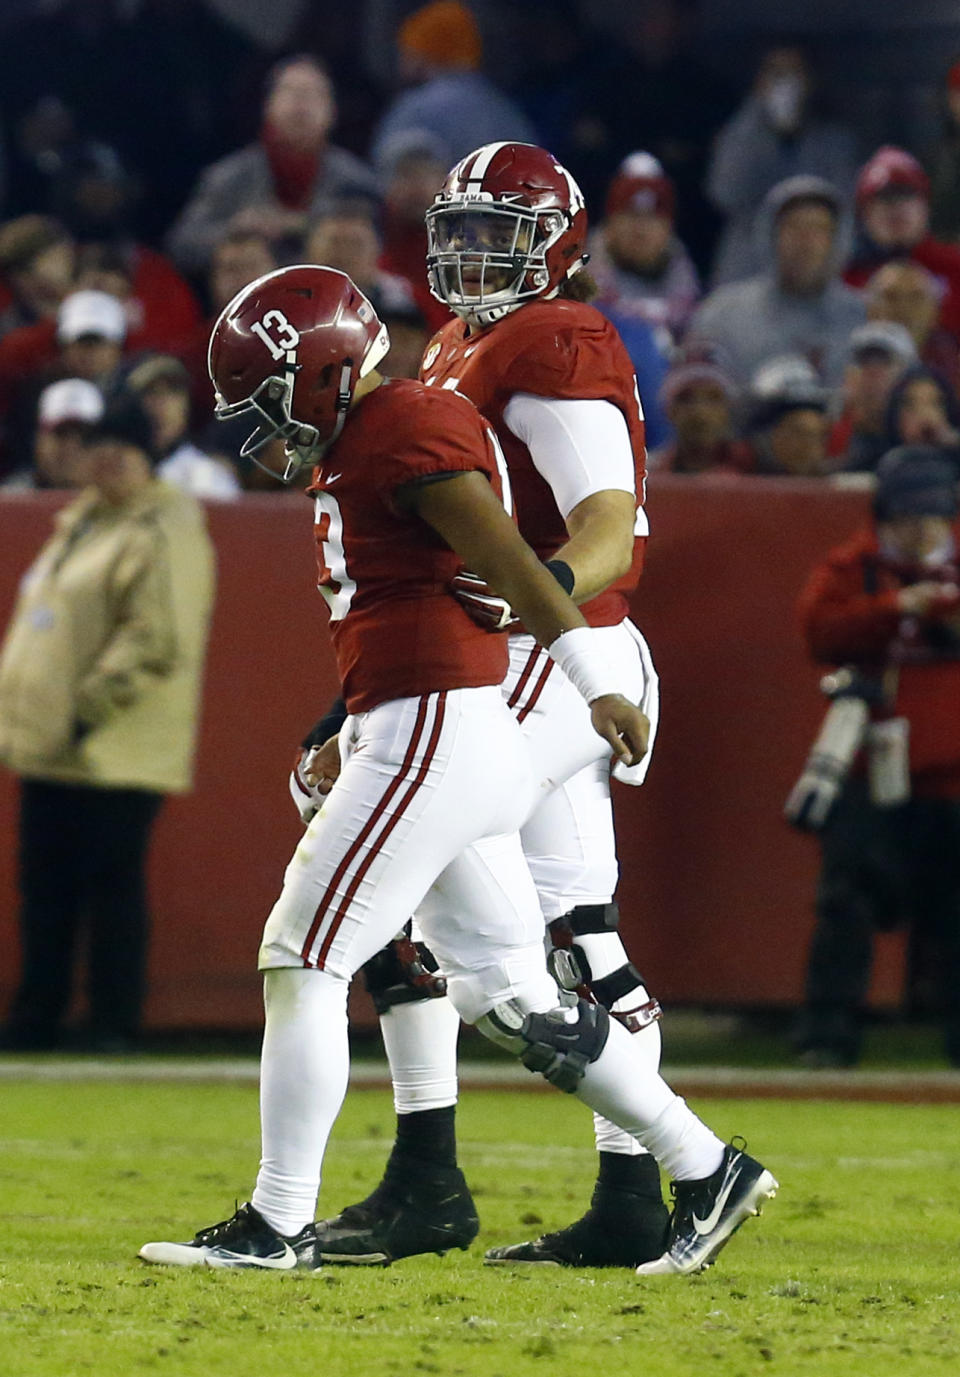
[2, 1077, 960, 1377]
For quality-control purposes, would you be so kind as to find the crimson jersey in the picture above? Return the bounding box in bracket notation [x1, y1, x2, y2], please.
[307, 378, 509, 713]
[420, 298, 647, 627]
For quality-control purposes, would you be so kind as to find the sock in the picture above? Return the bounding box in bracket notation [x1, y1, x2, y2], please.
[379, 995, 460, 1113]
[391, 1104, 457, 1170]
[595, 1149, 662, 1200]
[252, 967, 350, 1237]
[574, 1017, 724, 1182]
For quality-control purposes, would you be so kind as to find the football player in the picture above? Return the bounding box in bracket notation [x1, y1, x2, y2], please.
[304, 145, 776, 1275]
[138, 266, 776, 1275]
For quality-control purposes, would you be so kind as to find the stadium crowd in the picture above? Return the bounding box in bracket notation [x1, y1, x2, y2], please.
[0, 1, 959, 494]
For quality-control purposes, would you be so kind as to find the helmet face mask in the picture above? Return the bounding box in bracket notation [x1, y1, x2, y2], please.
[214, 372, 318, 467]
[425, 142, 588, 327]
[427, 203, 557, 321]
[208, 265, 389, 482]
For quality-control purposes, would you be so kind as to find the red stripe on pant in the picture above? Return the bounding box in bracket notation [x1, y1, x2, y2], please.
[516, 656, 554, 724]
[299, 694, 431, 965]
[506, 645, 543, 710]
[314, 691, 447, 969]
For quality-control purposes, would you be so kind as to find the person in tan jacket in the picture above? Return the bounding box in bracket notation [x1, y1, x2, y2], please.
[0, 388, 215, 1051]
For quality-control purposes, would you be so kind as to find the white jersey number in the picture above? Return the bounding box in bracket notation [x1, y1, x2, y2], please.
[251, 309, 301, 362]
[484, 423, 513, 517]
[314, 493, 356, 620]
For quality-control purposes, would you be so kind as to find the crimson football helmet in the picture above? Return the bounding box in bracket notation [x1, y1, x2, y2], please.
[426, 141, 588, 327]
[208, 264, 390, 480]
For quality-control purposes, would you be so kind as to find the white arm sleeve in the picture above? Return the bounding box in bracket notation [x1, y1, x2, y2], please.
[502, 393, 639, 521]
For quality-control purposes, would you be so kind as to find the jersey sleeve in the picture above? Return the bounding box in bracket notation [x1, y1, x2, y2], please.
[501, 313, 636, 405]
[375, 388, 496, 507]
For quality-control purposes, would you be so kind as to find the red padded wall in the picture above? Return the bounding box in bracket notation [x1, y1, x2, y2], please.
[0, 479, 907, 1030]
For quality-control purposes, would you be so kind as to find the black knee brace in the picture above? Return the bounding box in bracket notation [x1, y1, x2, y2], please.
[361, 929, 446, 1014]
[548, 904, 662, 1033]
[520, 998, 611, 1092]
[476, 994, 610, 1091]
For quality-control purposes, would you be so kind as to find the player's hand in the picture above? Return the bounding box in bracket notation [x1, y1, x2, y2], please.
[450, 568, 518, 631]
[589, 694, 650, 767]
[303, 736, 341, 795]
[289, 737, 341, 824]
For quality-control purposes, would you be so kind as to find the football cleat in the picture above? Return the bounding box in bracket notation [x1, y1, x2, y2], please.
[485, 1185, 669, 1268]
[636, 1142, 778, 1277]
[314, 1160, 479, 1264]
[138, 1201, 321, 1271]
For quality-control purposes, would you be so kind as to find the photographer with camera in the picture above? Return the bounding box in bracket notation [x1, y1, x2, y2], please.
[788, 445, 960, 1067]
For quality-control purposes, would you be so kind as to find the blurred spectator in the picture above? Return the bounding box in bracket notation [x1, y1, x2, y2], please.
[54, 291, 127, 387]
[864, 260, 960, 389]
[792, 447, 960, 1067]
[376, 130, 452, 332]
[0, 289, 127, 473]
[883, 366, 960, 474]
[305, 201, 416, 318]
[845, 147, 960, 342]
[0, 378, 102, 492]
[206, 232, 278, 320]
[690, 177, 864, 389]
[589, 152, 700, 351]
[73, 239, 201, 358]
[127, 355, 241, 500]
[747, 355, 830, 476]
[926, 60, 960, 245]
[168, 55, 378, 274]
[0, 217, 74, 336]
[707, 46, 858, 286]
[369, 1, 537, 173]
[830, 322, 917, 474]
[0, 387, 215, 1053]
[648, 356, 752, 474]
[597, 306, 670, 452]
[181, 231, 279, 427]
[378, 301, 430, 381]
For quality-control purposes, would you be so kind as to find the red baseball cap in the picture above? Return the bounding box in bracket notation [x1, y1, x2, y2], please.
[856, 146, 930, 208]
[605, 151, 675, 220]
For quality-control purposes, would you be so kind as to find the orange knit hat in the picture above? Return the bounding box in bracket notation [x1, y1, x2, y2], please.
[399, 1, 482, 70]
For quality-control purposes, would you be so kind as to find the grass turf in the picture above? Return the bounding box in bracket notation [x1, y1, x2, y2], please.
[2, 1081, 959, 1377]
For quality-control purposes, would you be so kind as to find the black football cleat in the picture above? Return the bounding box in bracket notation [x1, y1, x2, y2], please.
[484, 1176, 669, 1268]
[636, 1141, 778, 1276]
[138, 1201, 321, 1270]
[314, 1159, 479, 1264]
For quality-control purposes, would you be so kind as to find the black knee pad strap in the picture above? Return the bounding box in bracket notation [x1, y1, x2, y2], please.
[362, 938, 444, 1015]
[590, 962, 646, 1011]
[566, 902, 620, 935]
[519, 998, 610, 1092]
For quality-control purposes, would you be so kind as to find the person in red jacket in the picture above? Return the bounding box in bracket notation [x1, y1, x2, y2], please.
[845, 147, 960, 342]
[793, 445, 960, 1067]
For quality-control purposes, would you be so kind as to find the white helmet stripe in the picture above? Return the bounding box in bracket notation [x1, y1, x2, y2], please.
[462, 141, 513, 188]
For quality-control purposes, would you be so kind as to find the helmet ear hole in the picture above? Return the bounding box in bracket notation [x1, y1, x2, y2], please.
[313, 364, 335, 392]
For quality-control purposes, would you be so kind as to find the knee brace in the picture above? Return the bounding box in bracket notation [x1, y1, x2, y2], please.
[361, 929, 447, 1015]
[475, 994, 610, 1093]
[548, 904, 662, 1034]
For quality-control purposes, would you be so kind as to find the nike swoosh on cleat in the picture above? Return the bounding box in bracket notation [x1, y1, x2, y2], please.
[206, 1242, 298, 1269]
[691, 1166, 741, 1235]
